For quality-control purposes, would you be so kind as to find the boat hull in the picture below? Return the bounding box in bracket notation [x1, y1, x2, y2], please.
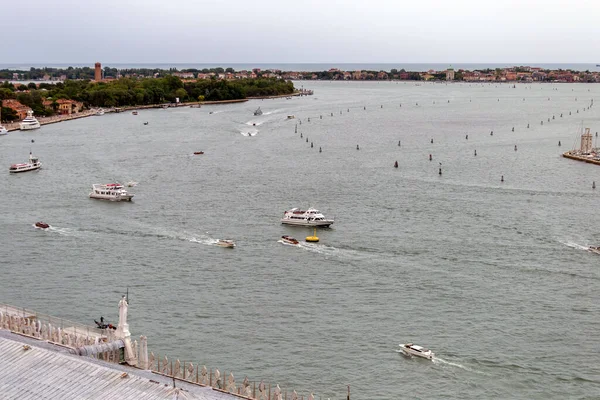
[281, 219, 333, 227]
[89, 194, 134, 202]
[9, 165, 41, 173]
[20, 123, 41, 130]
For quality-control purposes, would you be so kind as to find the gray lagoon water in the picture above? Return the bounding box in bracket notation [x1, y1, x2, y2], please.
[1, 81, 599, 399]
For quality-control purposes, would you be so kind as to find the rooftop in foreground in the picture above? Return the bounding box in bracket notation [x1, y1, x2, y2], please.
[0, 327, 237, 400]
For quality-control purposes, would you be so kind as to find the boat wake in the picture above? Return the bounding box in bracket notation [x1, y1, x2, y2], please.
[32, 224, 76, 236]
[239, 129, 258, 137]
[432, 357, 484, 374]
[561, 241, 590, 251]
[187, 236, 220, 246]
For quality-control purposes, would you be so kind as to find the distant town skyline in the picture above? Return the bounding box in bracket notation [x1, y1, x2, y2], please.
[5, 0, 600, 64]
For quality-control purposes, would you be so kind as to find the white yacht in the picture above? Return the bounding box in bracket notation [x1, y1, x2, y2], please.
[19, 110, 41, 130]
[398, 343, 434, 360]
[89, 183, 134, 201]
[281, 208, 334, 227]
[9, 152, 42, 173]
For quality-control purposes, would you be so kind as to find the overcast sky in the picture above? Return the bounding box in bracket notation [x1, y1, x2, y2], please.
[5, 0, 600, 64]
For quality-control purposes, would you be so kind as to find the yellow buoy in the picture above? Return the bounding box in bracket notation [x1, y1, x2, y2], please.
[305, 228, 319, 242]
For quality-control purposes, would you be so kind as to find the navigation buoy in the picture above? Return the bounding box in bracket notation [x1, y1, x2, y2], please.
[429, 154, 432, 161]
[541, 121, 543, 125]
[347, 108, 349, 112]
[430, 139, 434, 144]
[394, 161, 398, 168]
[364, 106, 366, 110]
[490, 131, 493, 136]
[306, 137, 308, 143]
[548, 118, 550, 122]
[596, 132, 598, 137]
[311, 142, 313, 148]
[319, 147, 322, 153]
[558, 141, 561, 146]
[300, 133, 303, 138]
[356, 145, 360, 150]
[331, 112, 333, 116]
[295, 125, 298, 133]
[512, 127, 514, 132]
[320, 115, 322, 119]
[466, 134, 468, 140]
[514, 145, 517, 151]
[560, 113, 563, 117]
[474, 149, 477, 156]
[552, 115, 555, 119]
[31, 139, 35, 143]
[527, 123, 530, 128]
[569, 111, 571, 115]
[416, 102, 418, 106]
[593, 181, 596, 189]
[438, 166, 442, 176]
[381, 105, 383, 108]
[299, 120, 302, 125]
[577, 110, 579, 113]
[399, 104, 402, 107]
[398, 140, 401, 147]
[501, 175, 504, 182]
[305, 228, 319, 243]
[308, 117, 310, 122]
[448, 100, 450, 103]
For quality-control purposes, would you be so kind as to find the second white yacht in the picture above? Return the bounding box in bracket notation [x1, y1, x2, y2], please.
[89, 183, 134, 201]
[19, 110, 41, 130]
[281, 208, 334, 227]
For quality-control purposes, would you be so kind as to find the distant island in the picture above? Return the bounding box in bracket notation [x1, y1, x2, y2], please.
[1, 63, 598, 122]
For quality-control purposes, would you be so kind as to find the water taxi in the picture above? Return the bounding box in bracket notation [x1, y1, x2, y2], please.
[217, 239, 235, 248]
[9, 153, 41, 173]
[398, 343, 434, 360]
[19, 110, 41, 130]
[89, 183, 134, 201]
[281, 208, 334, 227]
[281, 235, 299, 245]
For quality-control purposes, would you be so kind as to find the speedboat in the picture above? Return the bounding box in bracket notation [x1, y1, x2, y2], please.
[589, 246, 600, 255]
[35, 222, 50, 229]
[0, 125, 7, 135]
[287, 115, 295, 119]
[281, 235, 299, 245]
[89, 183, 134, 201]
[254, 107, 263, 116]
[193, 151, 204, 155]
[95, 109, 105, 116]
[19, 110, 41, 130]
[398, 343, 434, 360]
[132, 111, 138, 115]
[217, 239, 235, 248]
[9, 153, 41, 173]
[281, 208, 334, 227]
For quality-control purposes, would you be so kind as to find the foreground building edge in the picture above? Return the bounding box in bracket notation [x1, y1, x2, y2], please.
[0, 299, 319, 400]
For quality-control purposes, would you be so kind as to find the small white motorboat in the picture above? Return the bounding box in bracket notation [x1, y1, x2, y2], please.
[398, 343, 434, 360]
[588, 246, 600, 255]
[217, 239, 235, 248]
[287, 115, 295, 119]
